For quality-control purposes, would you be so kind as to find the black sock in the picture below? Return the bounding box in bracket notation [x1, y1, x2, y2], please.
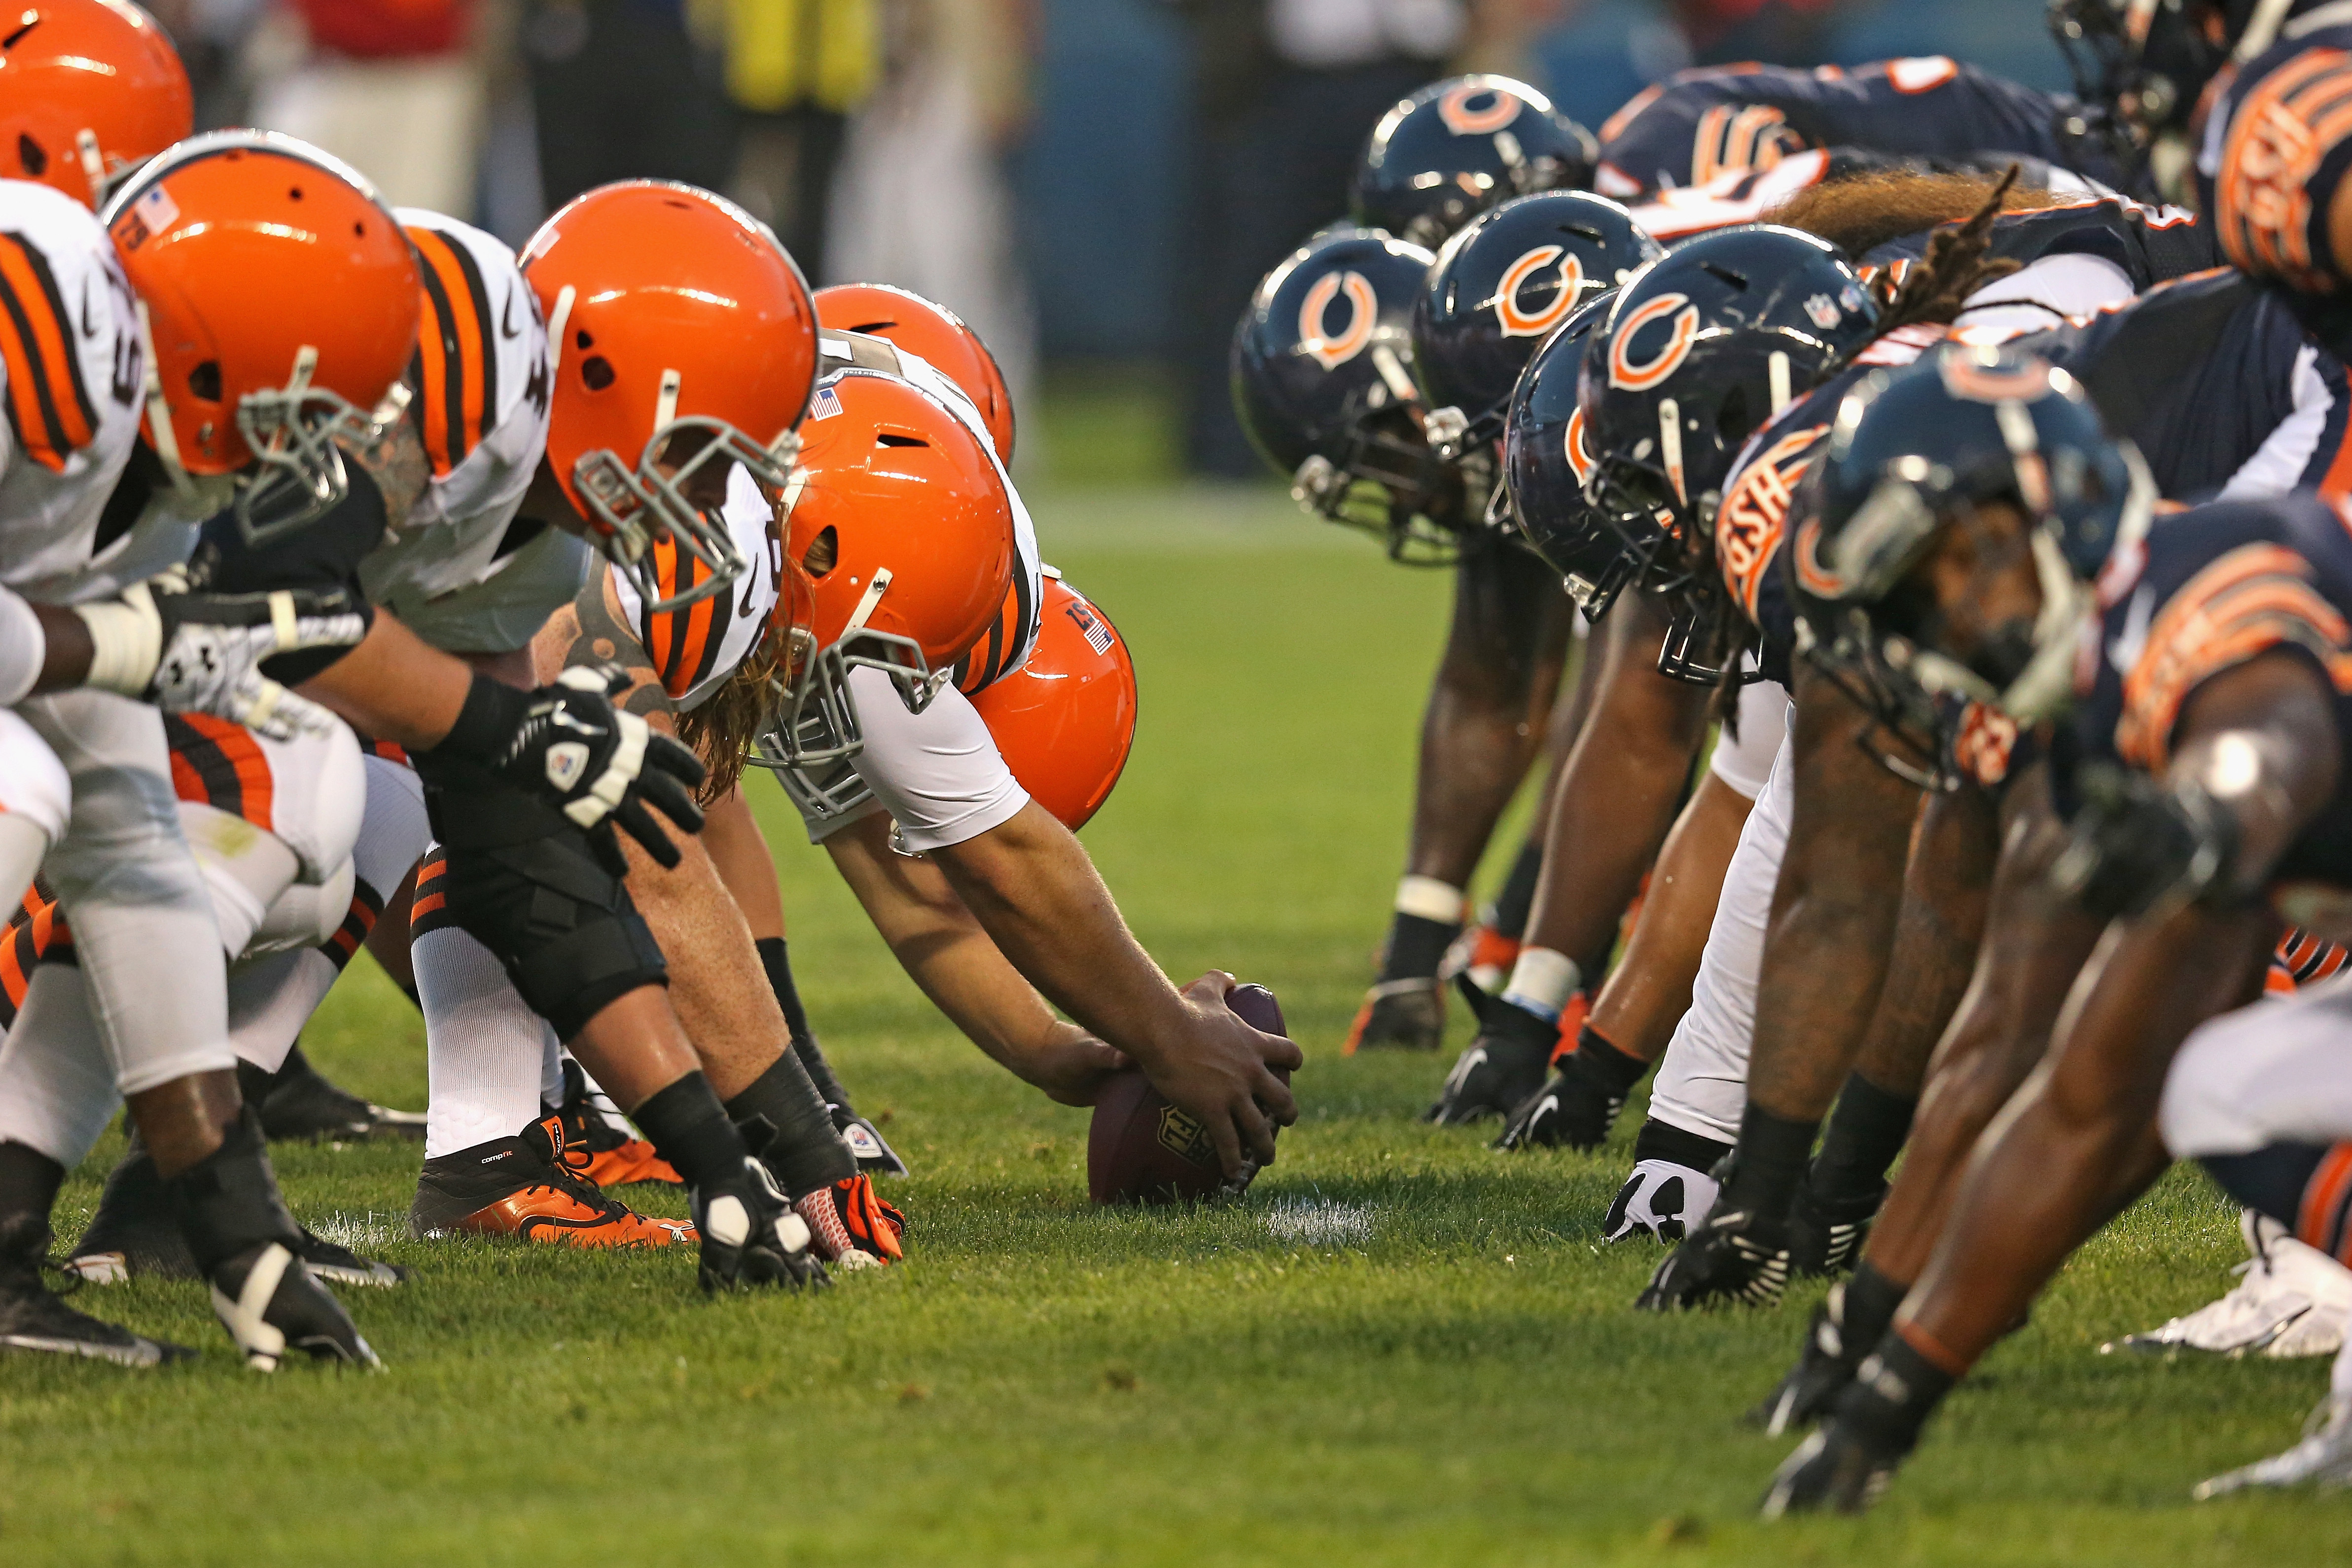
[1723, 1104, 1819, 1218]
[1812, 1073, 1917, 1202]
[1379, 911, 1460, 983]
[0, 1140, 65, 1223]
[1844, 1330, 1959, 1453]
[1489, 841, 1544, 941]
[1632, 1116, 1733, 1174]
[1838, 1260, 1909, 1352]
[1565, 1025, 1649, 1098]
[629, 1071, 751, 1192]
[165, 1109, 302, 1273]
[722, 1053, 855, 1198]
[755, 937, 852, 1112]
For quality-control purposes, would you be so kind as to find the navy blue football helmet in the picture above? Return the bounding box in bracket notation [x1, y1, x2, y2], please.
[1414, 191, 1660, 464]
[1232, 227, 1476, 562]
[1579, 225, 1881, 605]
[1352, 75, 1599, 249]
[1788, 341, 2155, 781]
[1500, 289, 1631, 616]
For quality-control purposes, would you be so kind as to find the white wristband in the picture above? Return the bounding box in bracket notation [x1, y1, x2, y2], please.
[1394, 874, 1466, 924]
[1500, 946, 1581, 1020]
[0, 585, 44, 708]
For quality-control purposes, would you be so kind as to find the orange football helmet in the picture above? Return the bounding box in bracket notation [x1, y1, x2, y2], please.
[0, 0, 191, 209]
[814, 283, 1015, 463]
[102, 132, 420, 541]
[972, 573, 1137, 831]
[521, 181, 818, 612]
[760, 368, 1015, 803]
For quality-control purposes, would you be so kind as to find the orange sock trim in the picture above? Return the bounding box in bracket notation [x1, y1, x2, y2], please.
[1894, 1318, 1973, 1379]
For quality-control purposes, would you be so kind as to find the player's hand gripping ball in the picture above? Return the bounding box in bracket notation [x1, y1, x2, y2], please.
[1087, 984, 1291, 1205]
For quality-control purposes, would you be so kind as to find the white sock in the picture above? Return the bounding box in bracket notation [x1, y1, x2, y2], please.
[415, 925, 551, 1159]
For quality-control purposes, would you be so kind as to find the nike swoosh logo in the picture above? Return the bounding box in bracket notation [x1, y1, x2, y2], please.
[500, 290, 520, 340]
[738, 571, 759, 619]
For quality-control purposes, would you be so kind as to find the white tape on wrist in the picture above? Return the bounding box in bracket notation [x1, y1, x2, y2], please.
[1394, 875, 1467, 924]
[71, 586, 161, 697]
[1500, 947, 1581, 1021]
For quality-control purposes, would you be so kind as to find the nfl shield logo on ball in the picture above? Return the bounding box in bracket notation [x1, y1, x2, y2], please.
[1156, 1104, 1216, 1168]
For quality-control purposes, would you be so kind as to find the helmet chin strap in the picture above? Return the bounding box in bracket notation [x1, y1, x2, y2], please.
[133, 300, 202, 503]
[545, 284, 577, 379]
[75, 129, 106, 209]
[1657, 398, 1686, 505]
[1996, 529, 2092, 723]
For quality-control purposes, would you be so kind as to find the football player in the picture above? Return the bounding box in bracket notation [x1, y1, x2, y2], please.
[1755, 346, 2352, 1514]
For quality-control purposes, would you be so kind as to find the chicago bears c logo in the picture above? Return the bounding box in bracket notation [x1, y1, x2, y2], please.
[1298, 271, 1380, 371]
[1564, 406, 1596, 486]
[1607, 293, 1700, 390]
[1438, 85, 1522, 137]
[1790, 516, 1853, 597]
[1495, 247, 1587, 338]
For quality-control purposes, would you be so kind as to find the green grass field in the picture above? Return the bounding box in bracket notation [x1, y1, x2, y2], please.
[4, 477, 2349, 1565]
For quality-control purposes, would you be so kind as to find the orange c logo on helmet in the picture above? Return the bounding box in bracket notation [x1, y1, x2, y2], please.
[1791, 517, 1853, 597]
[1495, 247, 1586, 339]
[1438, 85, 1523, 136]
[1299, 271, 1380, 371]
[1607, 293, 1700, 390]
[1564, 406, 1596, 486]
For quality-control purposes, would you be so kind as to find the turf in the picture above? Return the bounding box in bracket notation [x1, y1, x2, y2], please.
[5, 483, 2349, 1565]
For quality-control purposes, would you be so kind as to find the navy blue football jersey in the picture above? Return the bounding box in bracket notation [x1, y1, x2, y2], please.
[2054, 492, 2352, 894]
[1594, 58, 2122, 199]
[2196, 15, 2352, 298]
[2018, 267, 2352, 502]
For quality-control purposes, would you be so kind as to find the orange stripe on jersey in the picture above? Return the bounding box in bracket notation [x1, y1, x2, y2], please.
[2297, 1143, 2352, 1257]
[165, 712, 276, 827]
[405, 224, 499, 478]
[639, 533, 720, 699]
[2216, 49, 2352, 288]
[1599, 82, 1666, 146]
[2116, 545, 2352, 768]
[0, 231, 101, 472]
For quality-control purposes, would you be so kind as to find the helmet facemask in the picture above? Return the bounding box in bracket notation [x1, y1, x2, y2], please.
[1291, 400, 1476, 565]
[570, 412, 792, 613]
[232, 347, 415, 543]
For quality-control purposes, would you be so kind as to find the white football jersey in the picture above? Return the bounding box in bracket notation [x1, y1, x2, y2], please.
[0, 178, 166, 604]
[358, 209, 584, 654]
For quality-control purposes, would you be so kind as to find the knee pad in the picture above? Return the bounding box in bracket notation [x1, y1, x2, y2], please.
[434, 830, 667, 1041]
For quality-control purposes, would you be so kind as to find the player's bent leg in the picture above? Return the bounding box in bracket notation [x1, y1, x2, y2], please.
[0, 1143, 193, 1368]
[0, 709, 71, 912]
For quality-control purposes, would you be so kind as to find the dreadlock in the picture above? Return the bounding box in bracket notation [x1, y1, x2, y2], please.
[1771, 166, 2055, 260]
[1858, 164, 2030, 343]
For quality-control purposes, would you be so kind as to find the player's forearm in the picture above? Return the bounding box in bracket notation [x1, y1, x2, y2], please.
[1847, 783, 2001, 1097]
[928, 802, 1194, 1069]
[295, 611, 475, 746]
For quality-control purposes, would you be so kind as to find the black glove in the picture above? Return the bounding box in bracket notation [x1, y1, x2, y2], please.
[692, 1146, 831, 1293]
[75, 568, 368, 739]
[2050, 762, 2240, 921]
[471, 666, 708, 869]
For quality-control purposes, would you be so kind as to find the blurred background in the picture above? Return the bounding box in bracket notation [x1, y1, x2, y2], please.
[162, 0, 2063, 483]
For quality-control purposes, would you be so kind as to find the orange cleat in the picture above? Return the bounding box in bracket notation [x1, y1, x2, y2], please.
[547, 1060, 682, 1186]
[410, 1114, 694, 1248]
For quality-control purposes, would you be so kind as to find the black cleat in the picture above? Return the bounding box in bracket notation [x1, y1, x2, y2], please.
[1343, 977, 1445, 1053]
[70, 1137, 406, 1287]
[1426, 1002, 1555, 1125]
[832, 1104, 909, 1178]
[1749, 1284, 1871, 1434]
[1788, 1181, 1882, 1280]
[253, 1055, 427, 1143]
[1638, 1195, 1792, 1311]
[0, 1216, 194, 1368]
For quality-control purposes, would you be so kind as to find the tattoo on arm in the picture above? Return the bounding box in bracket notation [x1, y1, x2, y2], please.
[345, 416, 431, 532]
[557, 562, 675, 723]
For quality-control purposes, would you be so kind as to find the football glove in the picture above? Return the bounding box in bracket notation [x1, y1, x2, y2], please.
[75, 567, 364, 739]
[2050, 762, 2240, 922]
[491, 666, 707, 868]
[691, 1152, 829, 1293]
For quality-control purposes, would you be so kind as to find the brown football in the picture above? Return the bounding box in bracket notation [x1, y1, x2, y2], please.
[1087, 983, 1290, 1206]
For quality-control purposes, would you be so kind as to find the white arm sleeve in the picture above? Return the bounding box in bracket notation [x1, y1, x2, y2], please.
[842, 663, 1032, 853]
[0, 584, 44, 708]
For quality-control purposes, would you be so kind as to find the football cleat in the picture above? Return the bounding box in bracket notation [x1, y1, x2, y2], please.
[1497, 1056, 1625, 1151]
[1441, 923, 1523, 999]
[695, 1151, 830, 1293]
[0, 1216, 194, 1368]
[1343, 977, 1444, 1054]
[1426, 1002, 1555, 1125]
[2107, 1210, 2352, 1359]
[410, 1115, 695, 1248]
[2194, 1392, 2352, 1498]
[1758, 1413, 1909, 1517]
[69, 1137, 408, 1287]
[1787, 1181, 1882, 1280]
[548, 1060, 681, 1187]
[1603, 1158, 1721, 1245]
[207, 1240, 380, 1371]
[833, 1104, 910, 1178]
[1750, 1284, 1873, 1434]
[1637, 1194, 1792, 1310]
[821, 1174, 906, 1263]
[249, 1051, 427, 1143]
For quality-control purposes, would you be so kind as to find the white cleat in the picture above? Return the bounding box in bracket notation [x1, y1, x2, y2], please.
[2105, 1211, 2352, 1359]
[2195, 1394, 2352, 1498]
